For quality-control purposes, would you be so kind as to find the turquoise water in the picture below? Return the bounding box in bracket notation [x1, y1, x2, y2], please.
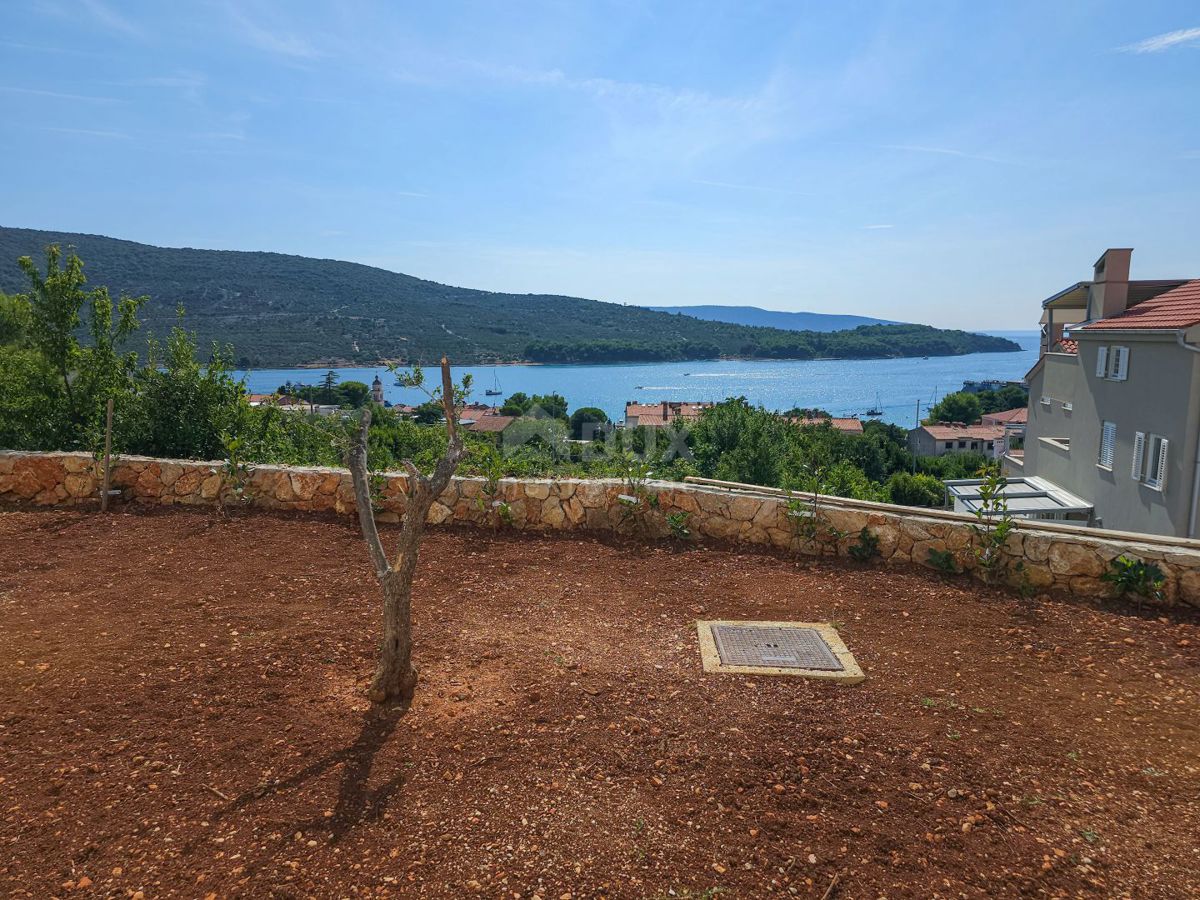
[234, 331, 1039, 429]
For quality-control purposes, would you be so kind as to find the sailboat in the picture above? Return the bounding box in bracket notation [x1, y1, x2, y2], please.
[864, 392, 883, 417]
[485, 367, 503, 396]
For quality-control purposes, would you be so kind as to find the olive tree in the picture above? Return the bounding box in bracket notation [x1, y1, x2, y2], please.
[346, 357, 470, 705]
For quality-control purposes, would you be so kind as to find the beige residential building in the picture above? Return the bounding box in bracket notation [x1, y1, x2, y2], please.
[1009, 248, 1200, 537]
[909, 423, 1004, 457]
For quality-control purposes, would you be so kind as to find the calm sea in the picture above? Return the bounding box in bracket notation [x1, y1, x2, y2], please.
[234, 331, 1039, 429]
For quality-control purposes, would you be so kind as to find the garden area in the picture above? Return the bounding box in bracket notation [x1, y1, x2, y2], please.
[1, 507, 1197, 897]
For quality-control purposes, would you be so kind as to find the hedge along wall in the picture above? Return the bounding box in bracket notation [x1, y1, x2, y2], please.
[3, 450, 1200, 609]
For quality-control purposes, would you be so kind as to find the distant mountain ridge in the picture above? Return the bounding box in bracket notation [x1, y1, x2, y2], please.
[648, 305, 898, 332]
[0, 227, 1020, 367]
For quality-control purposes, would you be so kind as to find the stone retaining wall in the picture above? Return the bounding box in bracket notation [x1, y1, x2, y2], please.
[3, 450, 1199, 608]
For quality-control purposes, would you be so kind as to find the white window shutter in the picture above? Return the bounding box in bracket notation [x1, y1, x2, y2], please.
[1113, 346, 1129, 381]
[1095, 345, 1109, 377]
[1132, 431, 1145, 479]
[1157, 438, 1169, 490]
[1099, 422, 1116, 467]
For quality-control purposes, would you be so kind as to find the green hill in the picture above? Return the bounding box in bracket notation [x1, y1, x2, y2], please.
[0, 227, 1019, 367]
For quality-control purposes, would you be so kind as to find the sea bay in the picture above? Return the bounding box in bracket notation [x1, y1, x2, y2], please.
[234, 331, 1039, 428]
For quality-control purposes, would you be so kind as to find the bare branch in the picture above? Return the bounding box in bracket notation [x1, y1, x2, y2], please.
[402, 459, 424, 484]
[347, 407, 390, 578]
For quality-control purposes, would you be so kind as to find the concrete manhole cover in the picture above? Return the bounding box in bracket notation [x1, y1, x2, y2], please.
[712, 624, 843, 670]
[697, 620, 865, 683]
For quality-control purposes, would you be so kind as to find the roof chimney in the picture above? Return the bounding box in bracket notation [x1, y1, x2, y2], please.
[1091, 248, 1133, 320]
[661, 400, 669, 420]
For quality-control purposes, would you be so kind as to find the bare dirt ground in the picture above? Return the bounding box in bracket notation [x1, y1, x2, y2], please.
[1, 507, 1197, 899]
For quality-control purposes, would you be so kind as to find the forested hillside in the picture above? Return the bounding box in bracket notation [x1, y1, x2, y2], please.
[0, 227, 1019, 367]
[648, 304, 897, 331]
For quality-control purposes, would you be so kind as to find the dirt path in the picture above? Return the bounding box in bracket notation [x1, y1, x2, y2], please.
[1, 508, 1197, 898]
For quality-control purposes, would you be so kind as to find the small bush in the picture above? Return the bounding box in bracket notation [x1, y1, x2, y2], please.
[847, 526, 880, 562]
[665, 510, 692, 542]
[1101, 555, 1165, 608]
[927, 547, 958, 574]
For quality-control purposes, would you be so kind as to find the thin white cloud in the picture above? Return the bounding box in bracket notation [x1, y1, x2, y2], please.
[862, 224, 893, 229]
[0, 85, 120, 103]
[191, 131, 248, 142]
[119, 72, 207, 103]
[467, 61, 787, 166]
[38, 125, 130, 139]
[79, 0, 145, 38]
[224, 3, 322, 60]
[882, 144, 1006, 164]
[1120, 27, 1200, 53]
[693, 179, 811, 196]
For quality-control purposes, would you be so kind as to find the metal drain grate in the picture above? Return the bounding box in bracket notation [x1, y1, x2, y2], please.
[710, 624, 844, 671]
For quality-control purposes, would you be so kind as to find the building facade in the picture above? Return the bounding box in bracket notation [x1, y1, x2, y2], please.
[909, 423, 1004, 457]
[1011, 248, 1200, 537]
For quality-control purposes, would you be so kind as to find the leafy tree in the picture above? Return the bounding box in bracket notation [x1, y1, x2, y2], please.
[926, 391, 982, 425]
[320, 370, 338, 404]
[528, 392, 569, 421]
[788, 459, 885, 502]
[0, 347, 57, 449]
[119, 317, 243, 460]
[690, 398, 789, 487]
[570, 406, 610, 440]
[412, 400, 444, 425]
[887, 472, 947, 507]
[977, 384, 1028, 414]
[338, 380, 370, 407]
[500, 391, 532, 416]
[0, 290, 30, 346]
[11, 245, 146, 448]
[781, 407, 831, 418]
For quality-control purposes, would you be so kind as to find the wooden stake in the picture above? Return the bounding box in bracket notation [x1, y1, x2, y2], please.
[100, 397, 114, 512]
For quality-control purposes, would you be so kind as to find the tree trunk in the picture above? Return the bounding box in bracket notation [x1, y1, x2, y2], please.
[368, 571, 418, 704]
[347, 357, 466, 708]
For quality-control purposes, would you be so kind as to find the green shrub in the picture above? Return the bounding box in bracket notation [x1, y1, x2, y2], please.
[848, 527, 880, 562]
[1101, 555, 1166, 608]
[887, 472, 946, 507]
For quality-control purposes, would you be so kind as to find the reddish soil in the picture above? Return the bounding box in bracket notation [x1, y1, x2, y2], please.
[1, 508, 1198, 899]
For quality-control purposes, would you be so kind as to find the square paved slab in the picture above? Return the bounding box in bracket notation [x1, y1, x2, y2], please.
[696, 620, 865, 682]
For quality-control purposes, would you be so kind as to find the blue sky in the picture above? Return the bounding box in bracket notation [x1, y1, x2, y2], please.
[2, 1, 1198, 329]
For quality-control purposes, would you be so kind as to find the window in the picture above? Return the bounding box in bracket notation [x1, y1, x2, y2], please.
[1098, 421, 1116, 469]
[1095, 345, 1129, 381]
[958, 440, 966, 448]
[1145, 434, 1169, 491]
[944, 441, 953, 450]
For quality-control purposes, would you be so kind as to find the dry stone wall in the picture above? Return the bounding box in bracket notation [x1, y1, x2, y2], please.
[3, 450, 1199, 609]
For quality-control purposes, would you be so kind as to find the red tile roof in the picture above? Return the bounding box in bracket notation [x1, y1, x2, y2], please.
[625, 401, 713, 426]
[1053, 338, 1078, 354]
[789, 416, 864, 435]
[1082, 279, 1200, 330]
[919, 423, 1005, 441]
[467, 415, 515, 433]
[981, 407, 1028, 425]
